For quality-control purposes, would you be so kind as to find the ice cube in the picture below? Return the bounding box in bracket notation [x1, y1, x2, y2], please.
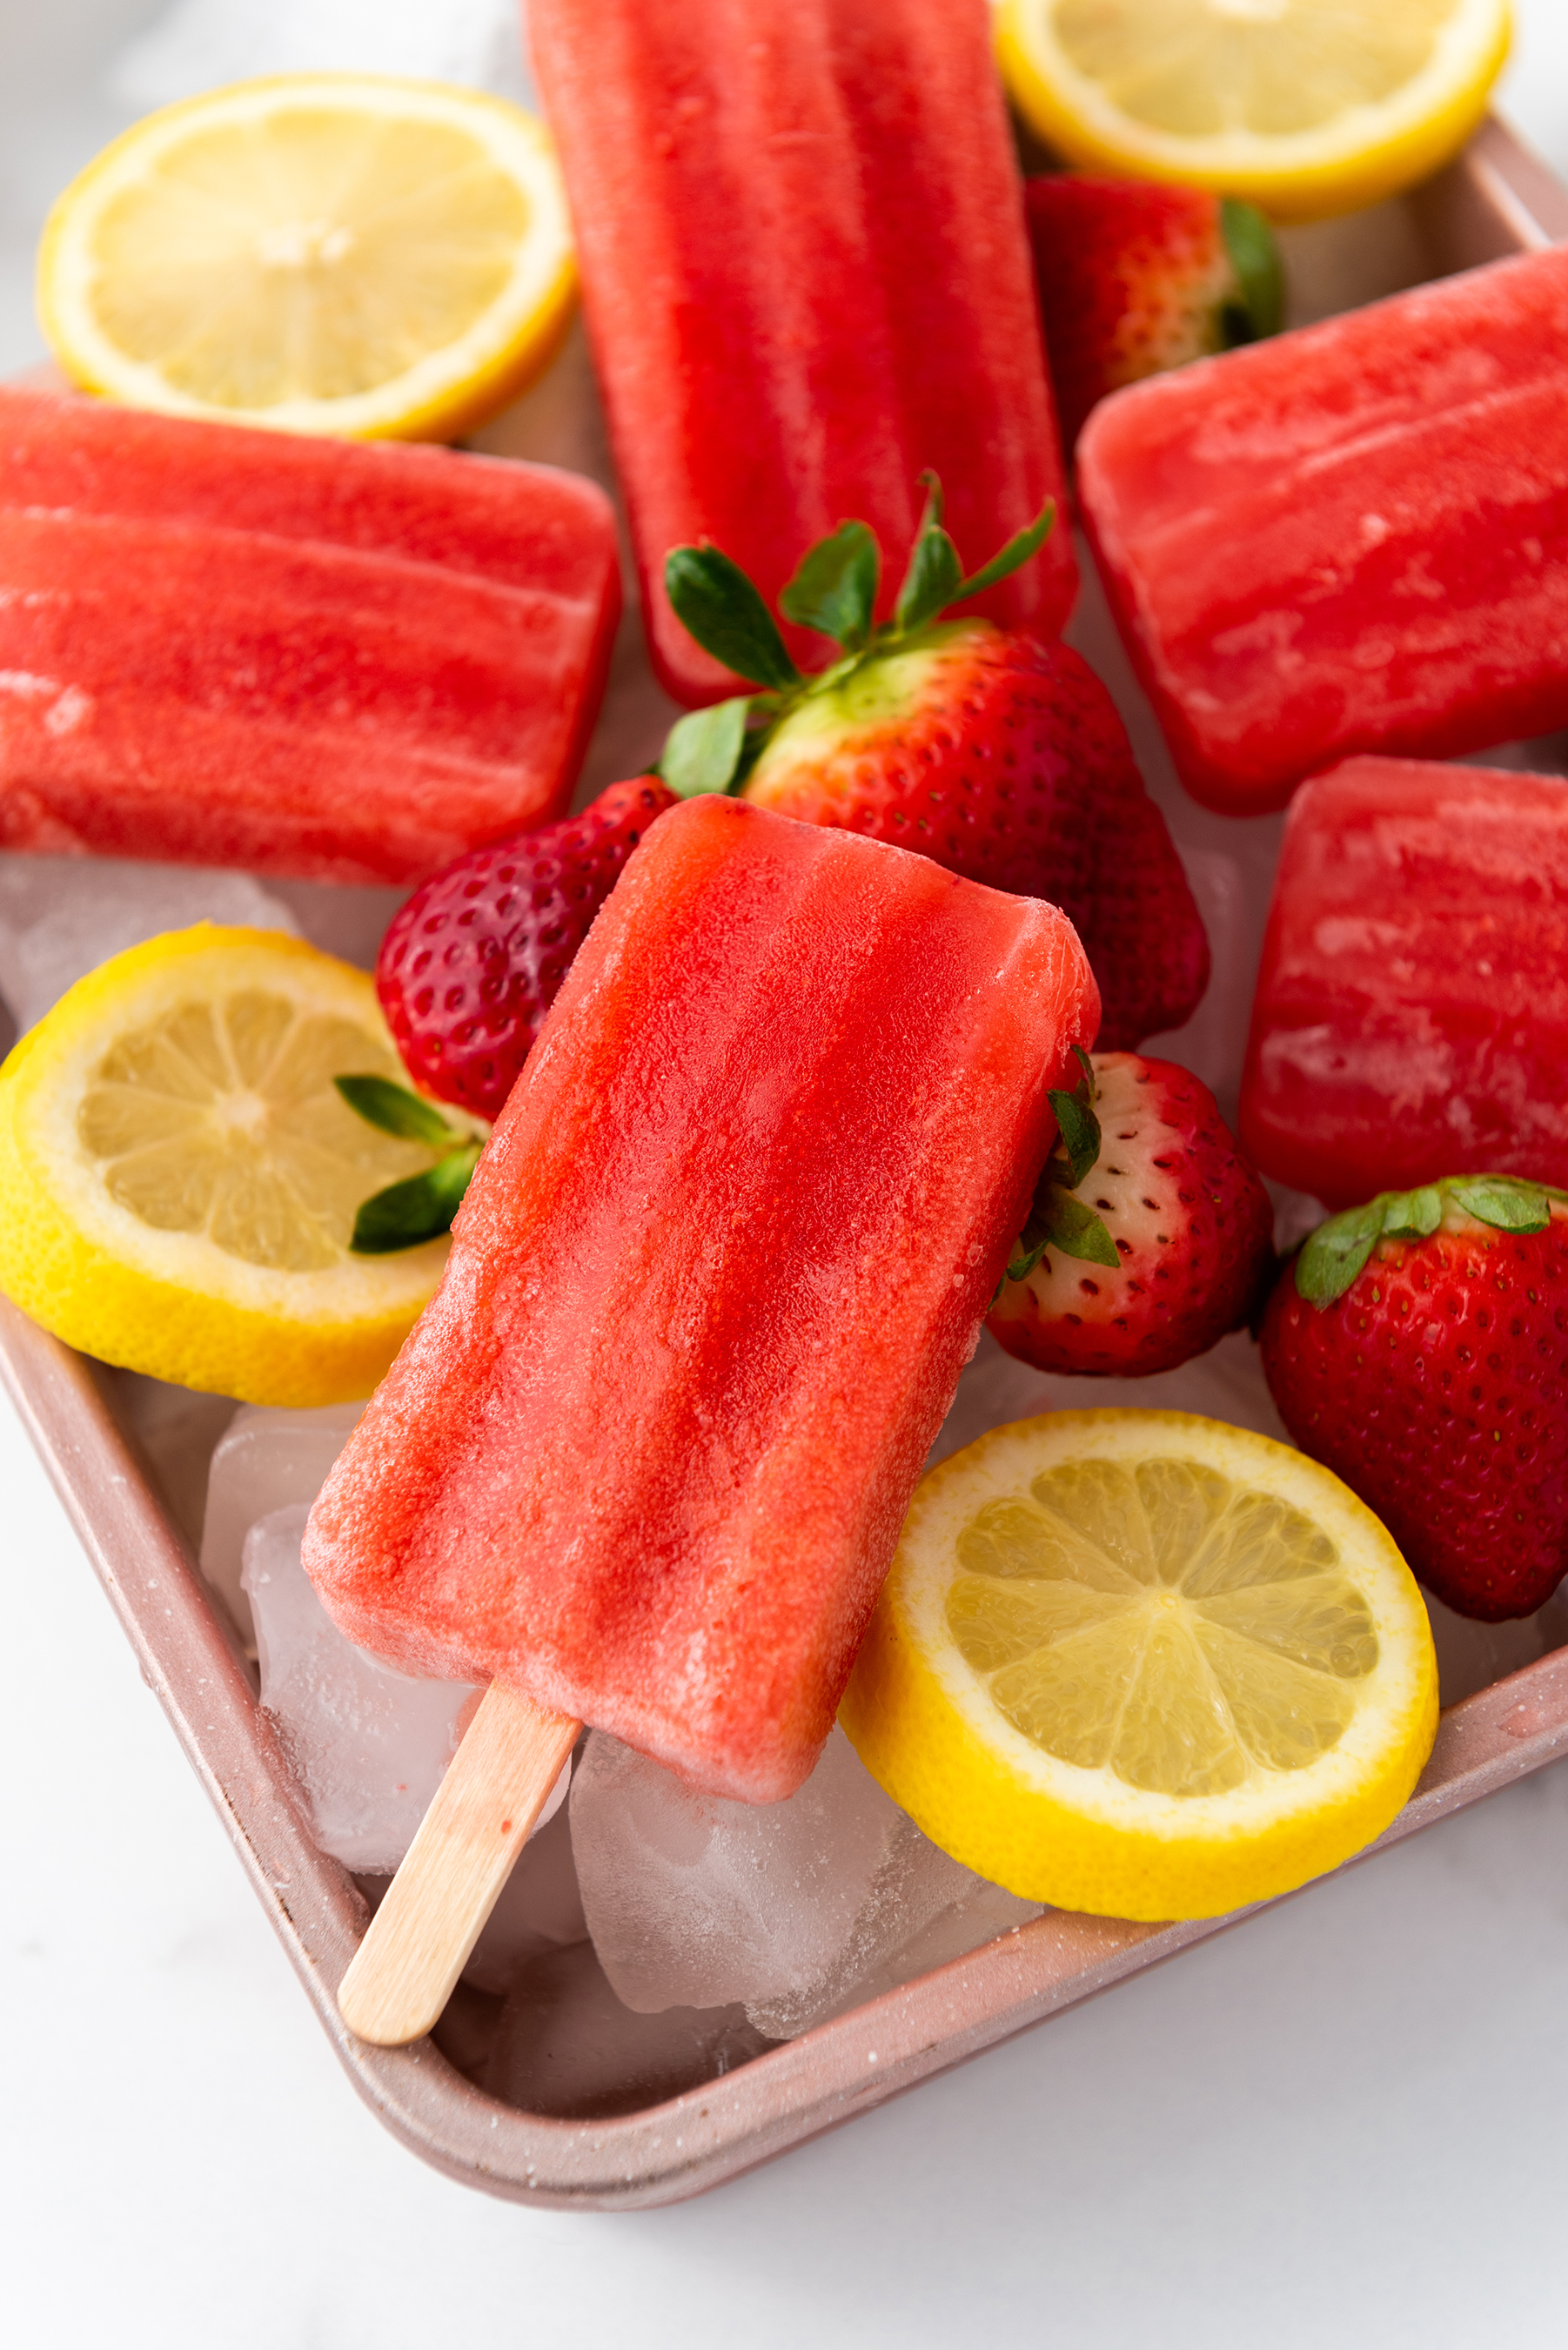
[571, 1726, 1039, 2038]
[483, 1938, 774, 2120]
[0, 852, 298, 1031]
[242, 1502, 568, 1874]
[747, 1813, 1039, 2041]
[202, 1401, 365, 1649]
[462, 1798, 588, 1996]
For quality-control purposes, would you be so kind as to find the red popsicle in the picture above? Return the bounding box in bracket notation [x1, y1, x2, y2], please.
[527, 0, 1074, 705]
[0, 386, 620, 882]
[305, 796, 1099, 1806]
[1077, 246, 1568, 815]
[1240, 755, 1568, 1208]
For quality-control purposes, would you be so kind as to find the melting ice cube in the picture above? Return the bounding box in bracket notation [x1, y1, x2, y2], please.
[570, 1727, 1038, 2039]
[202, 1401, 365, 1649]
[242, 1503, 567, 1876]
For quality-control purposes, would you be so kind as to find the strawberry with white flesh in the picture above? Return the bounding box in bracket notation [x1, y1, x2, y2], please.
[658, 480, 1208, 1050]
[1261, 1177, 1568, 1623]
[1024, 175, 1283, 453]
[988, 1051, 1275, 1377]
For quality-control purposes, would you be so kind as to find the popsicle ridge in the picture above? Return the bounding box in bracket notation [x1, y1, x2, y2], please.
[528, 0, 1072, 703]
[305, 797, 1099, 1801]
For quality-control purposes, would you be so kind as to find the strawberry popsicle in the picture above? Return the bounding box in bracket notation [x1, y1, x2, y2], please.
[1077, 246, 1568, 816]
[527, 0, 1073, 706]
[305, 796, 1099, 1803]
[0, 386, 620, 883]
[1240, 755, 1568, 1208]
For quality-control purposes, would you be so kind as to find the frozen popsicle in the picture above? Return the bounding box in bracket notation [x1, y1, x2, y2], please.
[527, 0, 1073, 705]
[306, 794, 1098, 1802]
[1077, 245, 1568, 816]
[0, 385, 620, 883]
[1240, 755, 1568, 1210]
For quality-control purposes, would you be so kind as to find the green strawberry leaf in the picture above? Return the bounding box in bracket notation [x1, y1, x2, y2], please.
[955, 495, 1056, 602]
[1447, 1176, 1553, 1232]
[1295, 1172, 1568, 1306]
[334, 1074, 460, 1150]
[660, 695, 754, 797]
[1045, 1053, 1102, 1191]
[350, 1143, 481, 1255]
[894, 474, 964, 634]
[1219, 199, 1283, 345]
[780, 520, 880, 653]
[665, 545, 803, 690]
[1377, 1185, 1444, 1239]
[1295, 1198, 1388, 1306]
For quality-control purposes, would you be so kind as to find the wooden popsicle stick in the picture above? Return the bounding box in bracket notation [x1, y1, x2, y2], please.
[338, 1681, 580, 2047]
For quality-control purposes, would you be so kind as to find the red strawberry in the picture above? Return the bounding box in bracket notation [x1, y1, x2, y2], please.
[1260, 1177, 1568, 1622]
[658, 481, 1208, 1049]
[375, 776, 677, 1120]
[987, 1051, 1275, 1378]
[1024, 176, 1283, 451]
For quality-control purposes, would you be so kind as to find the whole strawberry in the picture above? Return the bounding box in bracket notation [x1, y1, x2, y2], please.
[1260, 1177, 1568, 1622]
[987, 1051, 1274, 1377]
[376, 776, 677, 1120]
[992, 1052, 1278, 1372]
[658, 481, 1208, 1049]
[1025, 176, 1283, 451]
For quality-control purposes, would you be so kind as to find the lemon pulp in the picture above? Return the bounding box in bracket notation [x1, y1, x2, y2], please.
[949, 1458, 1376, 1796]
[0, 926, 456, 1404]
[77, 989, 433, 1272]
[997, 0, 1512, 222]
[38, 74, 577, 439]
[840, 1410, 1438, 1920]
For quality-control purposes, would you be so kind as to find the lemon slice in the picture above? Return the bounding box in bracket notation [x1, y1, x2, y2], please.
[841, 1411, 1437, 1919]
[0, 926, 457, 1404]
[997, 0, 1511, 223]
[37, 73, 576, 440]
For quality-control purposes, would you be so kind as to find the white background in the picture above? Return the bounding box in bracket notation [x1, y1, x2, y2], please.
[5, 6, 1568, 2344]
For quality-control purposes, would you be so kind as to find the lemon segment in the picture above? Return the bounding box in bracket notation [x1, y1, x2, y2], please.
[997, 0, 1511, 223]
[841, 1411, 1437, 1920]
[37, 73, 577, 440]
[0, 926, 454, 1405]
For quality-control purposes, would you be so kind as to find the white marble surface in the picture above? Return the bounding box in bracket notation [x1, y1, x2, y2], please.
[6, 6, 1568, 2343]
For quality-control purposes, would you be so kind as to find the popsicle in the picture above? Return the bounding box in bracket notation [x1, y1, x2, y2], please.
[1239, 755, 1568, 1209]
[527, 0, 1074, 706]
[0, 385, 620, 883]
[306, 794, 1098, 1800]
[1077, 245, 1568, 816]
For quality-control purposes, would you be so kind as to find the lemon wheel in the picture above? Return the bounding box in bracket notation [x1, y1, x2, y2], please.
[997, 0, 1512, 224]
[0, 926, 455, 1404]
[37, 72, 577, 440]
[841, 1410, 1437, 1920]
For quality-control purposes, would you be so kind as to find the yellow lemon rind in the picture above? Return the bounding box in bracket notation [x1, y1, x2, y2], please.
[0, 926, 447, 1406]
[995, 0, 1512, 225]
[840, 1410, 1440, 1922]
[37, 72, 578, 442]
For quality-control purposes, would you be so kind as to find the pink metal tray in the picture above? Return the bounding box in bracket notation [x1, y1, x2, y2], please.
[5, 115, 1568, 2211]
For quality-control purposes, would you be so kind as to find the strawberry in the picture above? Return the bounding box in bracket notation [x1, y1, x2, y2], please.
[1024, 176, 1283, 452]
[1260, 1176, 1568, 1622]
[987, 1051, 1275, 1378]
[375, 776, 677, 1120]
[657, 480, 1208, 1049]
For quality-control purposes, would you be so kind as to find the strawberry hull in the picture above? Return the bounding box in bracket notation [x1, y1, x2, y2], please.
[0, 386, 620, 883]
[304, 797, 1099, 1803]
[1077, 247, 1568, 815]
[528, 0, 1073, 705]
[1240, 756, 1568, 1207]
